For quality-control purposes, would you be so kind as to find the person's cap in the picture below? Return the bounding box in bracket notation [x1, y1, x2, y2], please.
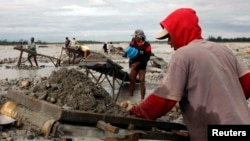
[132, 29, 145, 38]
[125, 46, 138, 59]
[155, 28, 169, 40]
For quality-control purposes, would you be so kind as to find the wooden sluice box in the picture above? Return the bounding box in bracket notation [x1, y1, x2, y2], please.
[14, 46, 61, 67]
[79, 57, 131, 102]
[2, 90, 189, 141]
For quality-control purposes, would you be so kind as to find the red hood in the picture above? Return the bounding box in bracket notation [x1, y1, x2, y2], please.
[160, 8, 202, 49]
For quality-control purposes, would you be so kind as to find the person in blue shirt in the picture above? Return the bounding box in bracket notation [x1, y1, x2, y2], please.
[126, 29, 152, 100]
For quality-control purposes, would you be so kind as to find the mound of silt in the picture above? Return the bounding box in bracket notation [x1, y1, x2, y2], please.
[27, 67, 131, 116]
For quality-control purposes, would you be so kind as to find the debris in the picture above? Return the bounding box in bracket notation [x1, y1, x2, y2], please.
[0, 114, 15, 125]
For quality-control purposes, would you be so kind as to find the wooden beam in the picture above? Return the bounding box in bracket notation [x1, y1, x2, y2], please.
[14, 47, 60, 67]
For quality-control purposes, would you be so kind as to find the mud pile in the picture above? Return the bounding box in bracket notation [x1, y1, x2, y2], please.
[24, 67, 131, 116]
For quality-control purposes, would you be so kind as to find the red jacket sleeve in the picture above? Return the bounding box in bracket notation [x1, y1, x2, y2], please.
[128, 94, 177, 120]
[239, 72, 250, 99]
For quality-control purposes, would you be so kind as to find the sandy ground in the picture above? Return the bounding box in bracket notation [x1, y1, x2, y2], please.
[0, 42, 250, 140]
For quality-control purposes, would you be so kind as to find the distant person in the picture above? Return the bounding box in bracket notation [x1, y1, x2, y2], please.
[109, 42, 115, 54]
[103, 42, 108, 54]
[128, 8, 250, 141]
[64, 37, 72, 57]
[65, 37, 71, 48]
[20, 39, 24, 48]
[70, 37, 78, 50]
[27, 37, 38, 67]
[125, 29, 152, 100]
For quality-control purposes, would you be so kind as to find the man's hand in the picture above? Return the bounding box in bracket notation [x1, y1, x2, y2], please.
[128, 94, 177, 120]
[119, 101, 137, 111]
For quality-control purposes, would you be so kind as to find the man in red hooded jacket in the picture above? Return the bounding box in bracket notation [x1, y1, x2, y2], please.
[128, 8, 250, 141]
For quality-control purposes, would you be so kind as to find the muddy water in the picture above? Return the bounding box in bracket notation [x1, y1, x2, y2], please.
[0, 65, 58, 79]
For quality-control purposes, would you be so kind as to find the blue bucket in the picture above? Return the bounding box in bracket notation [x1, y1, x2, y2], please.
[125, 46, 138, 59]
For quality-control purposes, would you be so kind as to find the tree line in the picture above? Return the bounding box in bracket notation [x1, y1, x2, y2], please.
[0, 36, 250, 45]
[0, 39, 47, 45]
[207, 36, 250, 42]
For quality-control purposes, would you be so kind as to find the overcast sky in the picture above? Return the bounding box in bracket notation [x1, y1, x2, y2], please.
[1, 0, 250, 42]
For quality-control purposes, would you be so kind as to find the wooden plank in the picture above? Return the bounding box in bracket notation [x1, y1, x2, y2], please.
[14, 47, 60, 66]
[6, 90, 187, 132]
[5, 90, 189, 140]
[14, 47, 59, 60]
[60, 109, 187, 132]
[17, 50, 24, 66]
[96, 120, 120, 133]
[6, 90, 62, 120]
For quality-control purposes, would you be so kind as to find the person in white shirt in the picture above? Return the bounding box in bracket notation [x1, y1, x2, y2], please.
[70, 37, 78, 50]
[27, 37, 38, 67]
